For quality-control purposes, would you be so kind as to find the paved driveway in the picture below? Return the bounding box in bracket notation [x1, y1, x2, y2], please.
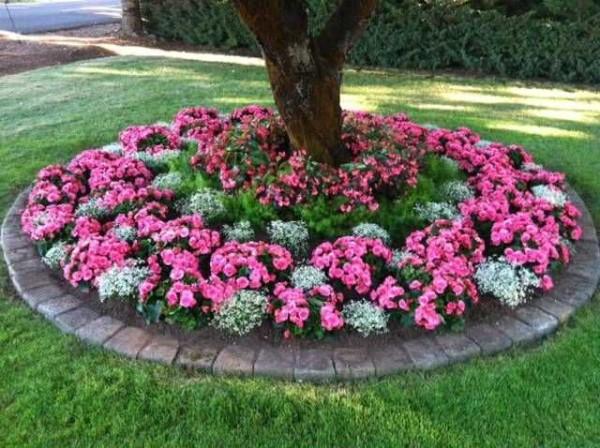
[0, 0, 120, 34]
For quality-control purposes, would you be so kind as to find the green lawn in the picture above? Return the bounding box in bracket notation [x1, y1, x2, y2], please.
[1, 56, 599, 447]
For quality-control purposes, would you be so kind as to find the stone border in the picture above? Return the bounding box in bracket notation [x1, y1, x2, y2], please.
[2, 187, 599, 382]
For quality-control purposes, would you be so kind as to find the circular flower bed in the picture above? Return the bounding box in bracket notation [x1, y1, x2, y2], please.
[21, 105, 583, 339]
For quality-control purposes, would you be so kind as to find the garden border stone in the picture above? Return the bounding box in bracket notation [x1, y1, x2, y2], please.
[2, 186, 599, 382]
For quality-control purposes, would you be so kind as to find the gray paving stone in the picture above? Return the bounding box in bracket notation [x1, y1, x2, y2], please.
[254, 347, 295, 379]
[333, 348, 375, 380]
[552, 272, 596, 308]
[464, 323, 512, 355]
[493, 316, 537, 345]
[2, 234, 31, 251]
[514, 306, 558, 337]
[21, 284, 67, 308]
[8, 257, 46, 277]
[294, 349, 335, 382]
[76, 316, 126, 345]
[54, 306, 99, 334]
[176, 343, 222, 372]
[371, 345, 414, 376]
[3, 246, 37, 265]
[213, 344, 256, 377]
[104, 326, 152, 358]
[37, 295, 82, 318]
[532, 296, 575, 323]
[435, 333, 481, 363]
[403, 337, 449, 370]
[11, 269, 54, 295]
[138, 335, 179, 365]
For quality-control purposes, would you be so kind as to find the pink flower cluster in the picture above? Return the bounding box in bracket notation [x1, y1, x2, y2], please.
[191, 109, 426, 212]
[172, 107, 224, 144]
[119, 124, 181, 155]
[311, 236, 392, 294]
[429, 127, 582, 286]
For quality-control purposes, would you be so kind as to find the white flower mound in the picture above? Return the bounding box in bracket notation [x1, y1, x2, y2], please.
[532, 184, 567, 208]
[267, 220, 309, 256]
[441, 180, 474, 203]
[352, 223, 391, 244]
[415, 201, 459, 222]
[291, 265, 327, 291]
[152, 171, 184, 192]
[133, 149, 181, 170]
[182, 189, 226, 223]
[98, 264, 150, 302]
[343, 301, 389, 337]
[223, 220, 255, 242]
[212, 290, 267, 336]
[43, 242, 69, 270]
[474, 257, 540, 308]
[114, 225, 137, 242]
[75, 198, 109, 219]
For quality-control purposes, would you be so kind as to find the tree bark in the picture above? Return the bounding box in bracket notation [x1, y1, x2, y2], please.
[232, 0, 378, 166]
[121, 0, 143, 36]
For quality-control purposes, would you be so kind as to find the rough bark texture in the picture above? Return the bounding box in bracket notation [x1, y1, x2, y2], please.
[121, 0, 143, 36]
[232, 0, 378, 166]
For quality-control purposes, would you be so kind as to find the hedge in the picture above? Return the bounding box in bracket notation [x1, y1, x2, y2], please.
[140, 0, 600, 84]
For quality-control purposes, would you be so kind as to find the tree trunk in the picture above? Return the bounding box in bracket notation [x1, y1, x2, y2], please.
[265, 51, 347, 165]
[231, 0, 378, 166]
[121, 0, 143, 36]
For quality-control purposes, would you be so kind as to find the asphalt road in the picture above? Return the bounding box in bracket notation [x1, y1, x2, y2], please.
[0, 0, 120, 34]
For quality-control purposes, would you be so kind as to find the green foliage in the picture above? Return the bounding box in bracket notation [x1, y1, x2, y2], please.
[140, 0, 600, 84]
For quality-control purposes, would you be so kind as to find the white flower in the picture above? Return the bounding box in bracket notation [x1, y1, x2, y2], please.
[352, 223, 391, 244]
[223, 220, 255, 242]
[134, 150, 181, 170]
[152, 172, 184, 192]
[43, 242, 69, 270]
[522, 162, 544, 172]
[98, 264, 150, 302]
[440, 156, 460, 171]
[114, 225, 137, 242]
[212, 290, 267, 335]
[182, 189, 226, 223]
[441, 180, 474, 203]
[475, 140, 492, 148]
[75, 198, 109, 219]
[343, 301, 389, 337]
[291, 265, 327, 291]
[531, 184, 567, 208]
[474, 257, 540, 308]
[415, 201, 459, 222]
[101, 142, 123, 155]
[268, 220, 309, 256]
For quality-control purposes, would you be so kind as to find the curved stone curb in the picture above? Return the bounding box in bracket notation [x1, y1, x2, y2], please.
[2, 187, 599, 383]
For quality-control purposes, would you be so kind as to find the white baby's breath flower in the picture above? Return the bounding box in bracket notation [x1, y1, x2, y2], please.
[134, 150, 181, 170]
[152, 171, 184, 192]
[43, 241, 69, 270]
[474, 257, 540, 308]
[415, 201, 459, 222]
[101, 142, 123, 155]
[291, 265, 327, 291]
[352, 223, 391, 244]
[212, 290, 267, 336]
[114, 225, 137, 242]
[387, 249, 411, 272]
[343, 301, 389, 337]
[223, 220, 255, 242]
[98, 264, 150, 302]
[182, 189, 226, 223]
[531, 184, 567, 208]
[268, 220, 309, 257]
[75, 198, 109, 219]
[441, 180, 474, 203]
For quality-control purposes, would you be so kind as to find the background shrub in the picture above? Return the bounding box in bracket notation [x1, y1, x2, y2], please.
[140, 0, 600, 84]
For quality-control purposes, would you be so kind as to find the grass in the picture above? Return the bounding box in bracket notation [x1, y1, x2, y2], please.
[1, 56, 600, 447]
